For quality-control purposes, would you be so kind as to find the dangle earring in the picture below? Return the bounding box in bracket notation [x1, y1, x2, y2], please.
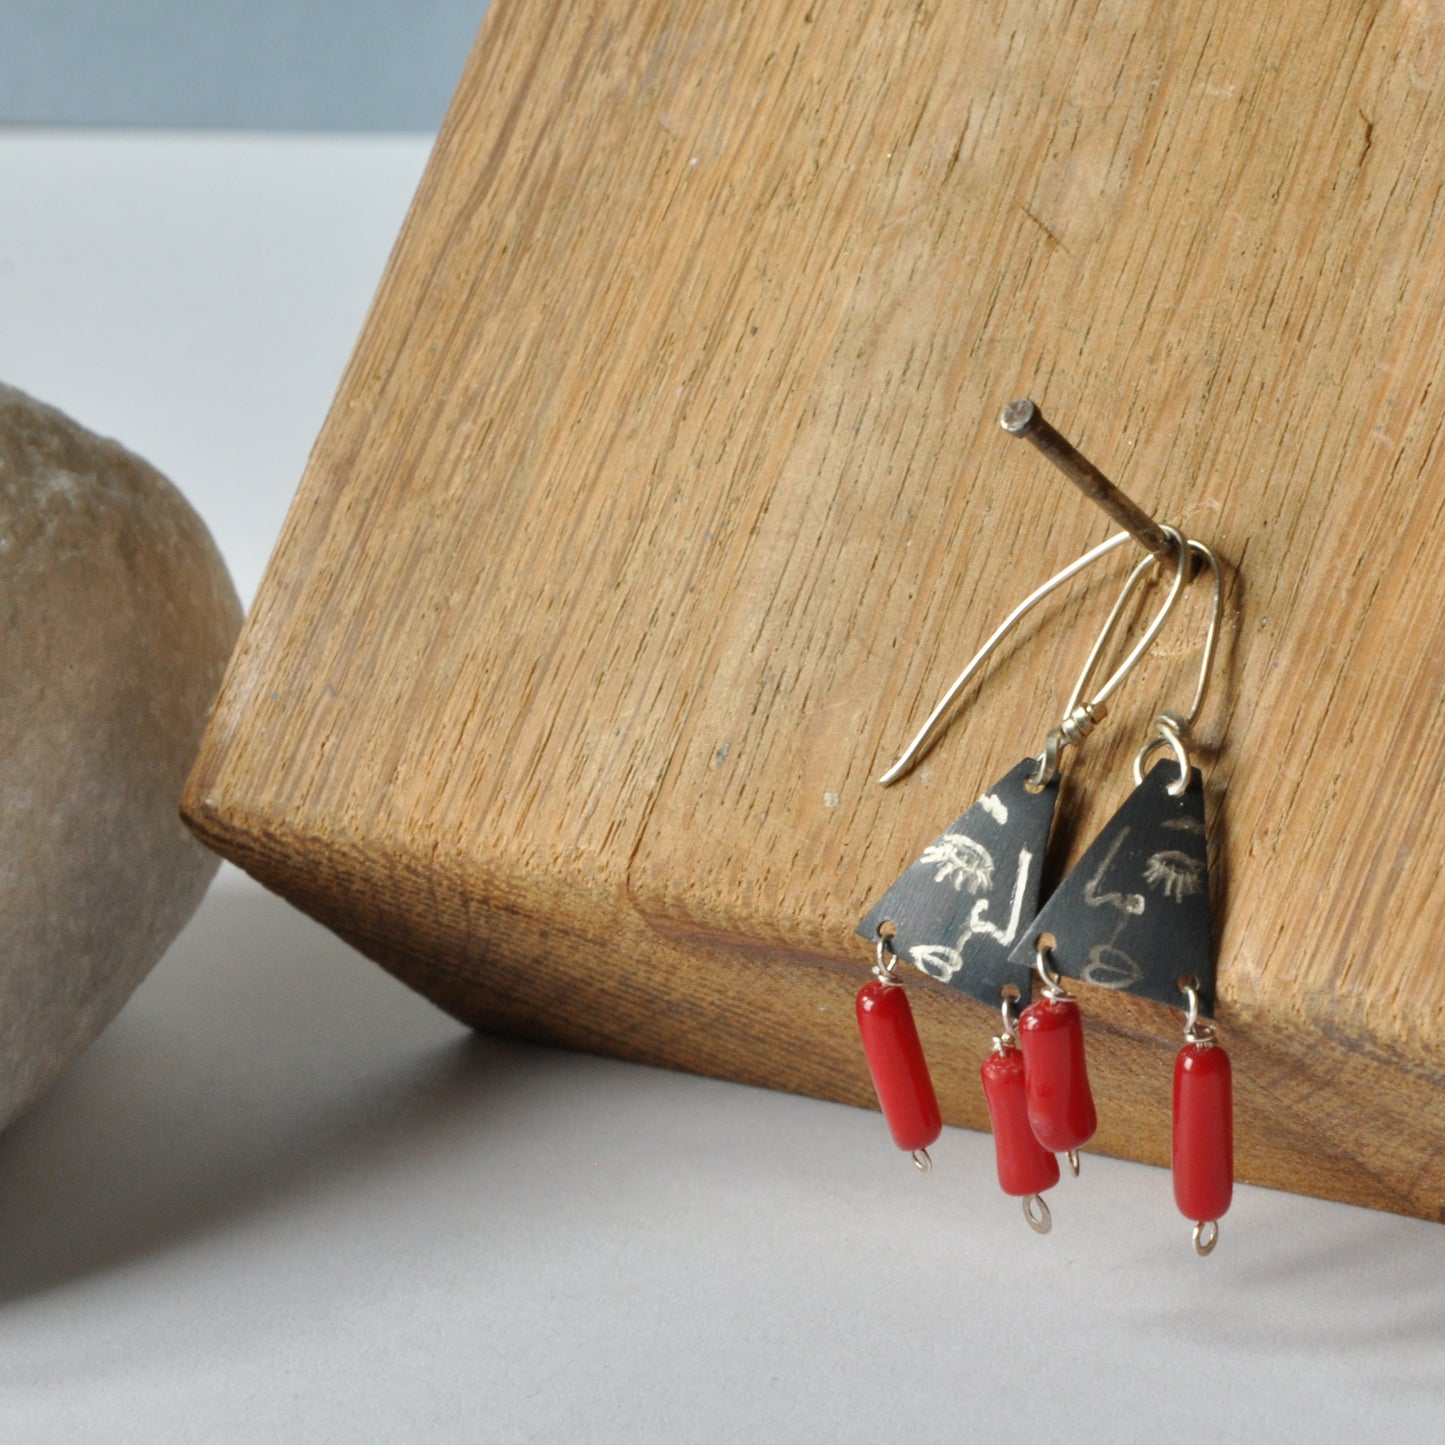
[1006, 540, 1231, 1247]
[1018, 938, 1096, 1174]
[1010, 549, 1191, 1178]
[1173, 977, 1232, 1255]
[854, 526, 1188, 1185]
[980, 987, 1059, 1232]
[855, 925, 943, 1171]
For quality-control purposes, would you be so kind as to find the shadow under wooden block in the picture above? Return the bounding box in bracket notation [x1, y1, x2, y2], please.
[184, 0, 1445, 1223]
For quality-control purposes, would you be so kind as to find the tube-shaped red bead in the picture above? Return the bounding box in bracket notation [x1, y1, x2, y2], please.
[1018, 995, 1097, 1153]
[855, 979, 943, 1154]
[1172, 1041, 1233, 1223]
[981, 1045, 1061, 1197]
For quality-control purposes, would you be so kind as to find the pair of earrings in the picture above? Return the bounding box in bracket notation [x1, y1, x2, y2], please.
[851, 412, 1232, 1255]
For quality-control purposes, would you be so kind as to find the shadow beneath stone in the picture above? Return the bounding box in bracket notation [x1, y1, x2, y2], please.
[0, 871, 516, 1304]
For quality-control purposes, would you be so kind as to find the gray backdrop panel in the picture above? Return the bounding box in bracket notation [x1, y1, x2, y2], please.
[0, 1, 488, 130]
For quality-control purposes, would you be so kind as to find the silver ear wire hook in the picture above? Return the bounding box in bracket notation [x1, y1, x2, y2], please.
[1133, 540, 1223, 798]
[882, 400, 1197, 787]
[1062, 534, 1189, 720]
[881, 528, 1190, 787]
[879, 530, 1136, 785]
[1031, 525, 1191, 789]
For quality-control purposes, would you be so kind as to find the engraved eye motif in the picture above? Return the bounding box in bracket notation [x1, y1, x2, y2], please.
[1143, 849, 1205, 902]
[919, 833, 996, 894]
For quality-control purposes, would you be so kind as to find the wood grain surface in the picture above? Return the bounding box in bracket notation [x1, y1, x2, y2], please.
[184, 0, 1445, 1220]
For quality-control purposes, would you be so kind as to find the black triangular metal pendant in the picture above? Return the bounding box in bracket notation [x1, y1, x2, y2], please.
[1005, 760, 1215, 1014]
[857, 758, 1060, 1007]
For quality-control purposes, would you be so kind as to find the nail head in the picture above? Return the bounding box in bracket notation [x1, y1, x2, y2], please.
[1000, 398, 1038, 435]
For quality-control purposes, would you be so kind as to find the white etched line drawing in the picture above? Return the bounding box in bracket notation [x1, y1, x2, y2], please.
[1080, 942, 1144, 991]
[1081, 828, 1146, 916]
[908, 849, 1035, 983]
[919, 833, 995, 893]
[1143, 849, 1205, 902]
[1162, 816, 1206, 835]
[979, 792, 1009, 825]
[968, 848, 1034, 947]
[911, 944, 963, 982]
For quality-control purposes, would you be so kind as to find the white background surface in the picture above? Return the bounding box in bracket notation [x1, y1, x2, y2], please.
[1, 133, 1442, 1443]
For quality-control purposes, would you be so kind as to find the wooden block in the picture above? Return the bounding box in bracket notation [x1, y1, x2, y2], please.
[183, 0, 1445, 1221]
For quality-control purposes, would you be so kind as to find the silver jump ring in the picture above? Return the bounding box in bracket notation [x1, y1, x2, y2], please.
[1033, 942, 1069, 999]
[1180, 981, 1217, 1047]
[1029, 732, 1060, 792]
[1182, 981, 1200, 1036]
[1023, 1193, 1053, 1234]
[1133, 725, 1191, 797]
[1000, 992, 1019, 1041]
[874, 935, 900, 981]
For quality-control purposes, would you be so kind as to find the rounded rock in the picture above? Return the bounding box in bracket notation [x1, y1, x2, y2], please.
[0, 383, 241, 1129]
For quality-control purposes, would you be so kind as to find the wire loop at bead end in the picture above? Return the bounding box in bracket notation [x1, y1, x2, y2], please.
[1023, 1193, 1053, 1234]
[1192, 1219, 1219, 1256]
[911, 1147, 933, 1173]
[1179, 978, 1217, 1047]
[1033, 941, 1071, 1001]
[993, 988, 1021, 1051]
[873, 927, 901, 982]
[1066, 1149, 1081, 1177]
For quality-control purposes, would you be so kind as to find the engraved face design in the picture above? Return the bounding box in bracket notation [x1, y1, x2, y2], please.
[919, 833, 996, 894]
[1080, 944, 1144, 991]
[1143, 849, 1205, 902]
[910, 944, 964, 982]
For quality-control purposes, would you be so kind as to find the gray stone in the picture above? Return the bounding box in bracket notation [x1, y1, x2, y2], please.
[0, 383, 241, 1129]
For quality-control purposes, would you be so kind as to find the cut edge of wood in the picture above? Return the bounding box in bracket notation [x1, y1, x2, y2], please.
[179, 784, 1445, 1225]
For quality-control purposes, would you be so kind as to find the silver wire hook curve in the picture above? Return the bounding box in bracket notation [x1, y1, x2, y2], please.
[1063, 528, 1191, 722]
[1032, 526, 1191, 788]
[1132, 539, 1223, 797]
[1173, 540, 1223, 734]
[878, 531, 1137, 786]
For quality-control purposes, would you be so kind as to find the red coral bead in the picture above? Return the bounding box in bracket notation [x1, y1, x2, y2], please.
[1018, 995, 1098, 1153]
[981, 1044, 1061, 1197]
[855, 979, 943, 1154]
[1172, 1042, 1233, 1224]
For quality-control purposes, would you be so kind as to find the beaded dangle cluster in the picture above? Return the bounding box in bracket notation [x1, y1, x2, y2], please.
[850, 405, 1233, 1254]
